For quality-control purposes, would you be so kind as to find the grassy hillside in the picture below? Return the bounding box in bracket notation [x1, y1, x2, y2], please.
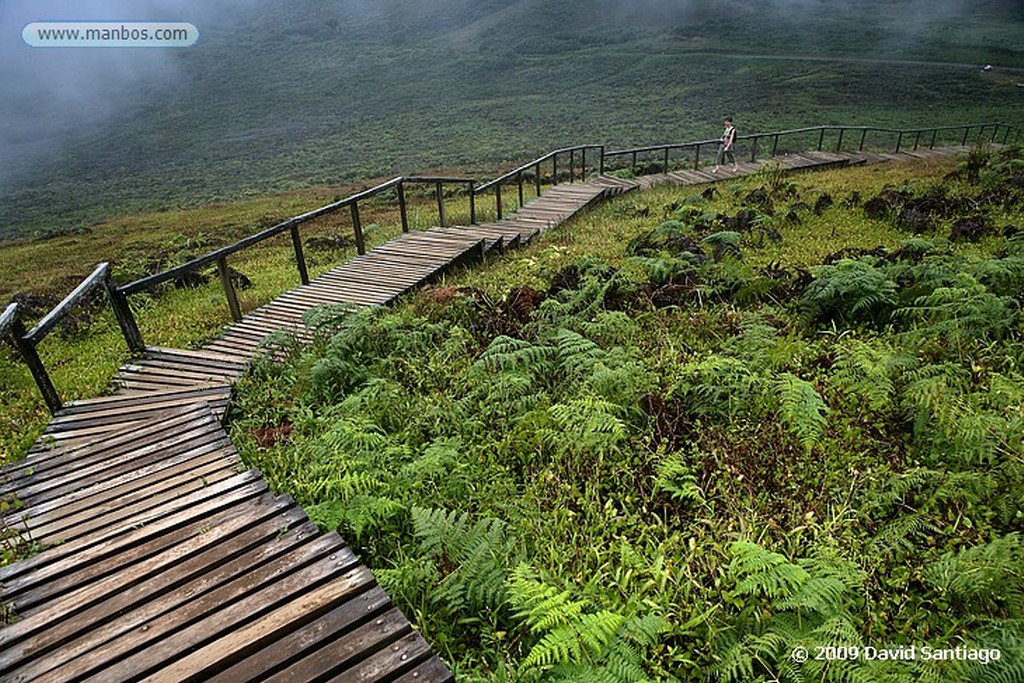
[2, 0, 1022, 239]
[225, 145, 1024, 680]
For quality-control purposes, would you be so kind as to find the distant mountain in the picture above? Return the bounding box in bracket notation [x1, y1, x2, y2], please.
[2, 0, 1022, 238]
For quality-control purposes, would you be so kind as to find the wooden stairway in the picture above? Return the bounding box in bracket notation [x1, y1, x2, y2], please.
[0, 145, 969, 681]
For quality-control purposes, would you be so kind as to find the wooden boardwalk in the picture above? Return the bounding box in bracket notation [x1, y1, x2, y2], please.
[0, 146, 968, 681]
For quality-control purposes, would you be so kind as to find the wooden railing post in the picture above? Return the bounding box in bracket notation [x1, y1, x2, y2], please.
[859, 129, 868, 151]
[694, 144, 701, 170]
[772, 133, 780, 156]
[469, 182, 477, 225]
[750, 136, 759, 163]
[290, 224, 309, 285]
[990, 125, 999, 143]
[17, 330, 62, 413]
[398, 182, 409, 233]
[663, 147, 670, 173]
[105, 278, 146, 353]
[1, 304, 61, 414]
[350, 202, 365, 254]
[534, 162, 542, 195]
[581, 148, 588, 179]
[913, 130, 921, 151]
[552, 154, 558, 186]
[517, 171, 524, 207]
[630, 151, 637, 175]
[895, 132, 903, 153]
[435, 181, 446, 227]
[962, 126, 971, 146]
[8, 315, 62, 414]
[599, 146, 605, 175]
[217, 256, 242, 322]
[836, 128, 845, 152]
[569, 149, 575, 183]
[817, 128, 825, 151]
[496, 184, 503, 220]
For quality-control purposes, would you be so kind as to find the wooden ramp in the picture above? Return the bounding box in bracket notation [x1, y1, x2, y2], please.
[0, 174, 635, 682]
[0, 146, 970, 681]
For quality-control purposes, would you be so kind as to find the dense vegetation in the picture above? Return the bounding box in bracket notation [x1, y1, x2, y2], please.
[3, 0, 1023, 238]
[230, 146, 1024, 681]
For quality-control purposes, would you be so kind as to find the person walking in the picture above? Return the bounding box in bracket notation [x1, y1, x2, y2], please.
[713, 116, 737, 173]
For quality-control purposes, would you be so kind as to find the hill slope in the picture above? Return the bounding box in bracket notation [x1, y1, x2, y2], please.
[2, 0, 1023, 238]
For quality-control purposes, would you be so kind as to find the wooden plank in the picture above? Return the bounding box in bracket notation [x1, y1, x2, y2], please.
[2, 520, 322, 682]
[24, 455, 236, 544]
[73, 541, 359, 683]
[0, 494, 305, 666]
[114, 362, 238, 385]
[44, 393, 231, 431]
[3, 480, 269, 616]
[262, 611, 415, 683]
[144, 345, 250, 369]
[55, 385, 232, 414]
[4, 405, 207, 479]
[0, 471, 263, 588]
[277, 282, 401, 301]
[324, 631, 433, 683]
[204, 586, 394, 683]
[391, 657, 456, 683]
[274, 286, 395, 305]
[138, 564, 385, 682]
[9, 418, 233, 506]
[10, 405, 218, 481]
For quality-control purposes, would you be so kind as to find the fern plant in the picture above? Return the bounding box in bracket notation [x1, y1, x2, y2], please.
[669, 355, 767, 420]
[714, 543, 866, 683]
[799, 258, 898, 327]
[653, 448, 707, 508]
[827, 337, 912, 413]
[894, 277, 1016, 356]
[509, 565, 671, 682]
[409, 506, 517, 614]
[775, 373, 829, 454]
[925, 534, 1024, 620]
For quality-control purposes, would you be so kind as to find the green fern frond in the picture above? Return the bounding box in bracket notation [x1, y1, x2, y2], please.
[555, 328, 605, 377]
[776, 373, 829, 453]
[653, 450, 707, 507]
[546, 397, 627, 454]
[729, 541, 810, 600]
[925, 534, 1024, 618]
[510, 564, 588, 632]
[799, 258, 898, 327]
[870, 513, 939, 555]
[474, 335, 556, 375]
[411, 507, 515, 612]
[828, 338, 906, 412]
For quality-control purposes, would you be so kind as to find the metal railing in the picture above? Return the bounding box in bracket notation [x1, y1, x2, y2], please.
[3, 122, 1019, 413]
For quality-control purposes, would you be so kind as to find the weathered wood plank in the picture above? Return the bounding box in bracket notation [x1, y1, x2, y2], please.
[138, 564, 384, 682]
[204, 586, 394, 683]
[73, 541, 358, 682]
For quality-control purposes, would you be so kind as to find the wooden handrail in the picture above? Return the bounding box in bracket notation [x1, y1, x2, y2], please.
[25, 262, 110, 344]
[0, 303, 18, 340]
[119, 177, 405, 295]
[474, 145, 604, 194]
[604, 123, 1019, 163]
[4, 121, 1020, 414]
